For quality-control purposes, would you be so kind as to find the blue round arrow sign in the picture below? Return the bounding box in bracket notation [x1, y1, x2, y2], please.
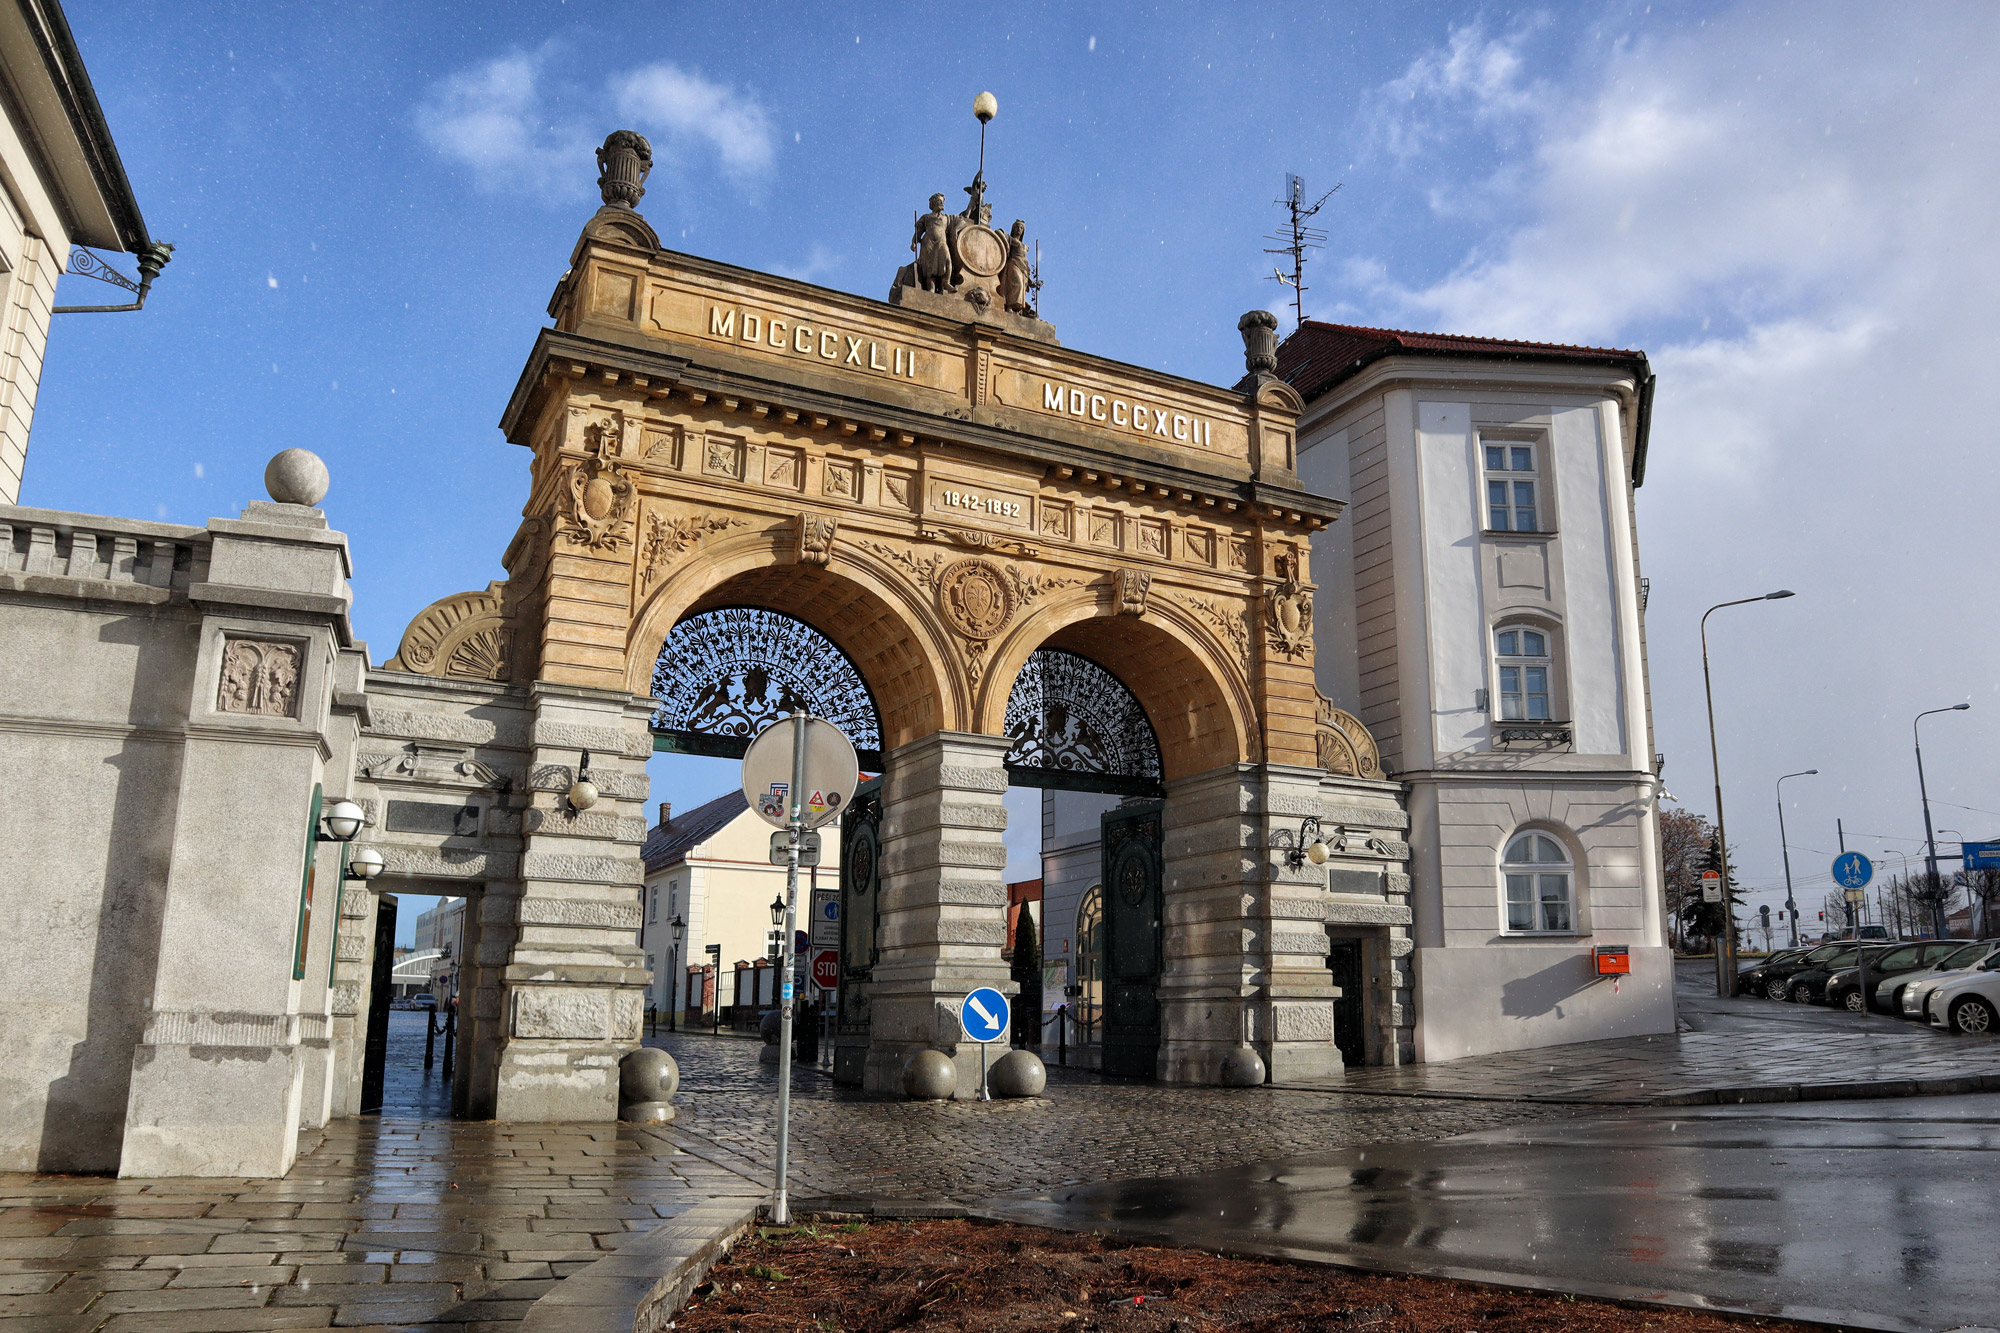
[1832, 851, 1873, 890]
[960, 987, 1009, 1043]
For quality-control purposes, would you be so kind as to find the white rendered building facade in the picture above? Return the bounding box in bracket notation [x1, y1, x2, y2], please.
[1282, 323, 1671, 1061]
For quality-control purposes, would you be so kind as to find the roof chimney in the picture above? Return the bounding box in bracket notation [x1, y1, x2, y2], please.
[657, 801, 672, 828]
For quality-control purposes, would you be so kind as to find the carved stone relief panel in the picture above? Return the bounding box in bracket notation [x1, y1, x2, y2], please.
[1227, 539, 1249, 572]
[881, 471, 915, 511]
[1089, 510, 1119, 547]
[1184, 528, 1215, 566]
[217, 637, 304, 718]
[765, 445, 803, 491]
[823, 459, 859, 501]
[1039, 499, 1072, 541]
[704, 435, 745, 481]
[1136, 519, 1168, 559]
[642, 426, 681, 469]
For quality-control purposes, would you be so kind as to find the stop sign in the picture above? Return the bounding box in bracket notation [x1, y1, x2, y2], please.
[811, 949, 840, 990]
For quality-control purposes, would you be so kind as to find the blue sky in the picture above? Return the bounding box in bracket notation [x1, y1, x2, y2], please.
[27, 2, 2000, 937]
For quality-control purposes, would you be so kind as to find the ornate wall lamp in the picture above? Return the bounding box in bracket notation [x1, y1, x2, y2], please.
[565, 751, 599, 815]
[1283, 816, 1333, 868]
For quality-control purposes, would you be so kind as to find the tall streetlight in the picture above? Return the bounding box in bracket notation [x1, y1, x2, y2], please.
[1775, 769, 1817, 948]
[1702, 589, 1795, 996]
[1915, 704, 1970, 939]
[668, 915, 686, 1032]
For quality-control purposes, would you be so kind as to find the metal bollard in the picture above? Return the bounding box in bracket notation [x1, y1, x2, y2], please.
[424, 1011, 436, 1070]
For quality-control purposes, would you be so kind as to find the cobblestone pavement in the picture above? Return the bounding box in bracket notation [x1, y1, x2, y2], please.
[646, 1033, 1590, 1203]
[1327, 960, 2000, 1104]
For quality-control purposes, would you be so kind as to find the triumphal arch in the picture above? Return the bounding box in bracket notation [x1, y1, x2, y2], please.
[352, 132, 1411, 1117]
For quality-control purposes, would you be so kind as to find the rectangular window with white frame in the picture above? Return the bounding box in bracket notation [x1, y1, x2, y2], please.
[1484, 440, 1543, 532]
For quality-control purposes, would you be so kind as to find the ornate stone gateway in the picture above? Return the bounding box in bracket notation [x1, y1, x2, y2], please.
[361, 129, 1412, 1111]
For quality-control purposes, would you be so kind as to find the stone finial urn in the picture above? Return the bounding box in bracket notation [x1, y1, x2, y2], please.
[596, 130, 653, 210]
[1239, 309, 1280, 377]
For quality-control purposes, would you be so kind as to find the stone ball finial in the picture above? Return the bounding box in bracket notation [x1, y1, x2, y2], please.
[1238, 310, 1280, 377]
[902, 1048, 958, 1101]
[1220, 1044, 1267, 1087]
[264, 448, 329, 507]
[596, 130, 653, 210]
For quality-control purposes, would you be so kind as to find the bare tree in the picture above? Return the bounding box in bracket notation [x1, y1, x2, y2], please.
[1660, 807, 1718, 952]
[1966, 869, 2000, 936]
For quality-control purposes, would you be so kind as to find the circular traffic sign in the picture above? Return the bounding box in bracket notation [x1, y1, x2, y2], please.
[960, 987, 1009, 1043]
[741, 715, 860, 830]
[1832, 852, 1873, 890]
[811, 949, 840, 990]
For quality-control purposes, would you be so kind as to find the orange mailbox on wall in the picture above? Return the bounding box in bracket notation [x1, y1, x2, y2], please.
[1594, 945, 1630, 976]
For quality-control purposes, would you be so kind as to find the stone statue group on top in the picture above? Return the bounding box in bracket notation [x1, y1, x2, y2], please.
[889, 92, 1057, 343]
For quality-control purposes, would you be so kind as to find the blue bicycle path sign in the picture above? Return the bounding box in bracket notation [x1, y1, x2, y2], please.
[960, 987, 1009, 1043]
[1832, 852, 1874, 890]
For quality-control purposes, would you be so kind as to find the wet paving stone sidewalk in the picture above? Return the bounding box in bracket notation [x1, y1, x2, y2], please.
[0, 1120, 761, 1331]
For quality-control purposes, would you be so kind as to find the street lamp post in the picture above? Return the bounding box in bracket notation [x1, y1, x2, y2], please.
[1702, 589, 1795, 997]
[668, 915, 685, 1033]
[1775, 769, 1817, 949]
[1915, 704, 1970, 940]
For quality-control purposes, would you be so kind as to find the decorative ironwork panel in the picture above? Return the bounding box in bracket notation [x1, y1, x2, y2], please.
[1003, 649, 1161, 783]
[651, 607, 882, 753]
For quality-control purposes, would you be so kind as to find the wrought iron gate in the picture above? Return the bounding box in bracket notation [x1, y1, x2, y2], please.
[1099, 800, 1164, 1078]
[831, 778, 883, 1086]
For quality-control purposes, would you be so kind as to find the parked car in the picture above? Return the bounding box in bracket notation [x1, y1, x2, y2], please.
[1921, 952, 2000, 1033]
[1741, 944, 1848, 1000]
[1825, 940, 1983, 1013]
[1781, 944, 1863, 1004]
[412, 992, 438, 1010]
[1901, 942, 2000, 1020]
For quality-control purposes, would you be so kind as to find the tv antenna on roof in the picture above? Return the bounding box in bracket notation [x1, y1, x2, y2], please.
[1264, 173, 1339, 331]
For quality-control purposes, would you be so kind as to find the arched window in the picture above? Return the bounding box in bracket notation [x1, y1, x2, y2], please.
[1494, 626, 1552, 721]
[1503, 832, 1573, 933]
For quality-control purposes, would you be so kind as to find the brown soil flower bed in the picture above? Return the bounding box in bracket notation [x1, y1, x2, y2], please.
[674, 1216, 1817, 1332]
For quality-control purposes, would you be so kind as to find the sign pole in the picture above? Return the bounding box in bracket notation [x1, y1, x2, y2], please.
[772, 710, 809, 1226]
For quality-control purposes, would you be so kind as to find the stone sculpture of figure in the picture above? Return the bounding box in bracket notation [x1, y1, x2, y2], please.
[911, 193, 952, 293]
[1000, 219, 1032, 313]
[962, 171, 987, 223]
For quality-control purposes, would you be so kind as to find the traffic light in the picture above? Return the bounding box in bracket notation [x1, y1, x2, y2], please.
[1818, 911, 1825, 920]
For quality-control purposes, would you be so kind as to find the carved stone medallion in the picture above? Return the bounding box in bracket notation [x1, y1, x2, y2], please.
[218, 638, 303, 717]
[937, 557, 1016, 640]
[561, 455, 636, 550]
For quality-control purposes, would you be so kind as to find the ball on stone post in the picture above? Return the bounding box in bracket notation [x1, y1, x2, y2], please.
[988, 1049, 1046, 1098]
[619, 1047, 679, 1103]
[759, 1009, 782, 1045]
[902, 1048, 958, 1101]
[1219, 1045, 1267, 1087]
[264, 448, 329, 507]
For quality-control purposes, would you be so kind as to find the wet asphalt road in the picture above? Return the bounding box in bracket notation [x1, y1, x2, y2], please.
[979, 1093, 2000, 1332]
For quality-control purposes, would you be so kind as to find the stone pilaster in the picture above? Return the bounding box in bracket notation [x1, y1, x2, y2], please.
[298, 645, 370, 1132]
[862, 731, 1013, 1097]
[489, 683, 653, 1121]
[118, 499, 354, 1178]
[1159, 762, 1351, 1085]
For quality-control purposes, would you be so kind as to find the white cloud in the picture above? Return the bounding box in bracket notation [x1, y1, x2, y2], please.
[1341, 5, 2000, 902]
[611, 64, 775, 189]
[415, 49, 590, 198]
[771, 244, 843, 285]
[417, 52, 776, 201]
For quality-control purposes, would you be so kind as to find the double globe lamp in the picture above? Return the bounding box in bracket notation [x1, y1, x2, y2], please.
[318, 798, 383, 882]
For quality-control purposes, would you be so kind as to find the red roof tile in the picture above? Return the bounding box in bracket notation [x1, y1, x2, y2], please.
[1277, 320, 1647, 404]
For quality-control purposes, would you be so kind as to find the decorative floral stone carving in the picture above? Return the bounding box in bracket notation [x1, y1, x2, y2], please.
[1316, 690, 1383, 779]
[561, 455, 636, 551]
[1187, 595, 1252, 661]
[217, 638, 302, 717]
[1113, 568, 1152, 617]
[596, 129, 652, 209]
[640, 511, 745, 591]
[794, 512, 837, 567]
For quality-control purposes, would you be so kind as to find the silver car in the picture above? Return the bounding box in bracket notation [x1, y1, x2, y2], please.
[1901, 941, 2000, 1019]
[1825, 940, 1982, 1013]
